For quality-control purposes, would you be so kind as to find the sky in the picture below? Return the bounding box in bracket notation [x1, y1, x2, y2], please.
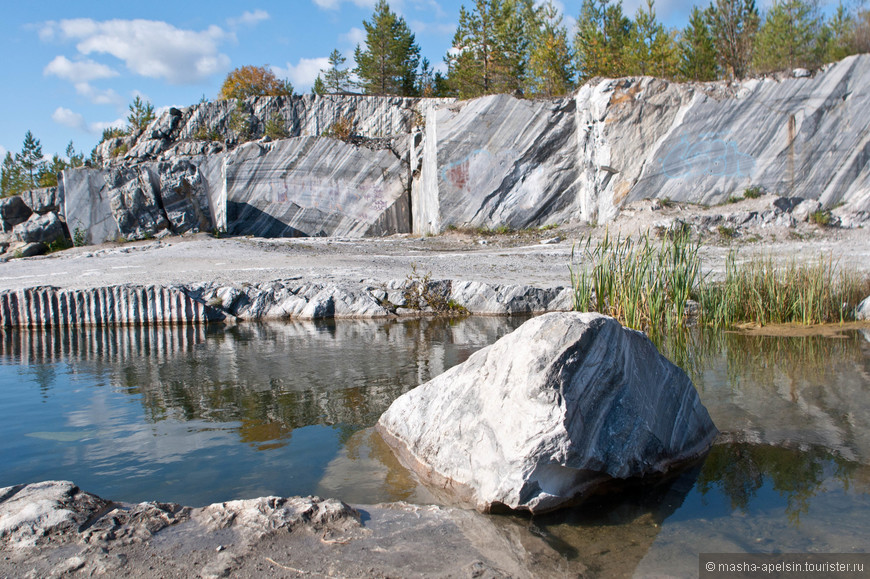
[0, 0, 845, 162]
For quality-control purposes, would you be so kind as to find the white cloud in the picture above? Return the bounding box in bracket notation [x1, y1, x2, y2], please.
[74, 82, 122, 106]
[341, 27, 367, 54]
[409, 20, 455, 35]
[43, 55, 118, 82]
[228, 9, 270, 27]
[0, 145, 7, 159]
[41, 18, 232, 84]
[51, 107, 88, 131]
[272, 57, 330, 89]
[313, 0, 377, 10]
[90, 118, 126, 134]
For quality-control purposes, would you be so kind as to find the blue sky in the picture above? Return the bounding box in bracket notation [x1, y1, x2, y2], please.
[0, 0, 842, 162]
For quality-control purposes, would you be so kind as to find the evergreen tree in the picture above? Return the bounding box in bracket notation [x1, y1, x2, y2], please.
[321, 49, 353, 93]
[708, 0, 759, 79]
[574, 0, 632, 79]
[445, 0, 537, 98]
[679, 6, 719, 80]
[623, 0, 679, 77]
[15, 131, 45, 189]
[65, 141, 85, 168]
[819, 3, 853, 63]
[38, 155, 67, 188]
[754, 0, 822, 72]
[446, 2, 502, 98]
[127, 96, 156, 133]
[354, 0, 421, 96]
[312, 75, 326, 95]
[1, 152, 24, 198]
[528, 1, 575, 96]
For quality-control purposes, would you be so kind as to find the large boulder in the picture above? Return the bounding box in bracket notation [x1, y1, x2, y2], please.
[0, 196, 32, 232]
[12, 212, 64, 245]
[22, 187, 63, 216]
[856, 296, 870, 321]
[378, 312, 717, 513]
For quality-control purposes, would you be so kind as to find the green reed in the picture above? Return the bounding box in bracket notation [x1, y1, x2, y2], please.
[569, 230, 869, 331]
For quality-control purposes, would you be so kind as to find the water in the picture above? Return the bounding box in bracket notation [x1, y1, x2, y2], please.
[1, 320, 869, 576]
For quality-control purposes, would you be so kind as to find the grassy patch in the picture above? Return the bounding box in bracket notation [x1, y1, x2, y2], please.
[569, 231, 870, 331]
[809, 210, 832, 227]
[697, 253, 869, 327]
[568, 229, 702, 333]
[744, 186, 763, 199]
[717, 225, 737, 239]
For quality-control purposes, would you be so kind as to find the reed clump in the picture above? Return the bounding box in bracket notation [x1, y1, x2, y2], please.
[569, 230, 869, 331]
[568, 228, 702, 333]
[697, 252, 869, 327]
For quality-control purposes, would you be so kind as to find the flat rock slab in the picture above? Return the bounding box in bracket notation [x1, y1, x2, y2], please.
[0, 481, 588, 578]
[378, 312, 718, 513]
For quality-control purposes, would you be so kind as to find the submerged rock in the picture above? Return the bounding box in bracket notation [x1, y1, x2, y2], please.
[378, 312, 717, 513]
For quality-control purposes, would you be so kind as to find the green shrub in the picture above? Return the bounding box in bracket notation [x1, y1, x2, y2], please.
[809, 210, 832, 227]
[744, 186, 763, 199]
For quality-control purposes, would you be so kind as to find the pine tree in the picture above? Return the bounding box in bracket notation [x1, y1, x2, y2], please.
[708, 0, 759, 79]
[528, 1, 575, 96]
[819, 4, 853, 63]
[574, 0, 632, 79]
[15, 131, 45, 189]
[312, 75, 326, 95]
[754, 0, 822, 72]
[322, 49, 353, 93]
[446, 2, 501, 98]
[1, 152, 25, 198]
[354, 0, 421, 96]
[623, 0, 679, 78]
[65, 141, 85, 168]
[127, 96, 156, 133]
[38, 155, 68, 188]
[679, 6, 719, 80]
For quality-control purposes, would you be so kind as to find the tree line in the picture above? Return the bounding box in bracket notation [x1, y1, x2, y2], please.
[1, 97, 155, 198]
[4, 0, 867, 198]
[314, 0, 870, 99]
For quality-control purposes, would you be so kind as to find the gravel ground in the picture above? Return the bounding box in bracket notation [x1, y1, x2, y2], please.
[1, 199, 868, 293]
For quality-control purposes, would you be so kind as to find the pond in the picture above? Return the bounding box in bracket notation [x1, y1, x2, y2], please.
[1, 319, 869, 576]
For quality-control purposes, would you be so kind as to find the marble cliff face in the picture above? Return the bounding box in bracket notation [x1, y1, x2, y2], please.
[55, 54, 870, 243]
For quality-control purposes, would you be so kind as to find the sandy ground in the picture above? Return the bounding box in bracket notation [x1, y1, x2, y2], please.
[1, 199, 868, 294]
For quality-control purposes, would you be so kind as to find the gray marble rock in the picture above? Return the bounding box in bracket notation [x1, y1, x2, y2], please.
[856, 296, 870, 321]
[12, 212, 65, 245]
[378, 312, 718, 513]
[152, 159, 214, 234]
[414, 94, 580, 233]
[21, 186, 63, 215]
[105, 167, 170, 239]
[0, 196, 32, 233]
[225, 137, 410, 237]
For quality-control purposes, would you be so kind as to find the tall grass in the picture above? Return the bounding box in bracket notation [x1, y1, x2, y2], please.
[569, 230, 870, 331]
[568, 229, 702, 333]
[697, 252, 870, 327]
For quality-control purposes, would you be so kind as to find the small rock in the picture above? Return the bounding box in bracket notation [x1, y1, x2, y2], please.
[539, 236, 562, 245]
[856, 296, 870, 321]
[792, 199, 822, 222]
[792, 68, 811, 78]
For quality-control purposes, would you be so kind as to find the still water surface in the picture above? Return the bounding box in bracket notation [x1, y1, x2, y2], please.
[1, 319, 869, 576]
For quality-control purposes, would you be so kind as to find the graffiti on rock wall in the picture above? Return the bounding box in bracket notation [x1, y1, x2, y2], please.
[660, 133, 755, 180]
[440, 149, 519, 193]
